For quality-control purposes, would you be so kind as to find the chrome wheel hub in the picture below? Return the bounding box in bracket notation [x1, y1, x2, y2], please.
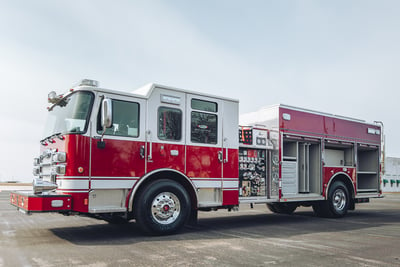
[151, 192, 181, 225]
[333, 189, 346, 211]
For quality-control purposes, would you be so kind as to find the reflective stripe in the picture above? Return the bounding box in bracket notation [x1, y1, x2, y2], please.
[91, 179, 137, 189]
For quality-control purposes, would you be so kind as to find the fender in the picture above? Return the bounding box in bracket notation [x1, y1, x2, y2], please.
[127, 168, 198, 212]
[324, 172, 355, 199]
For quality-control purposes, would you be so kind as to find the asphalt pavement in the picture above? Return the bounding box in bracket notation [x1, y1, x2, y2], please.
[0, 190, 399, 266]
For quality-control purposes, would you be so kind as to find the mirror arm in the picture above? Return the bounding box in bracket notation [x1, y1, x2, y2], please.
[97, 128, 107, 149]
[100, 127, 106, 142]
[97, 96, 112, 149]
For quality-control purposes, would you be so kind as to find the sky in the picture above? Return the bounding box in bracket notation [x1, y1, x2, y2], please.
[0, 0, 399, 182]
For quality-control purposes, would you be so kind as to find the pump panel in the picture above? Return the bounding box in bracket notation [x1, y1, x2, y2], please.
[239, 148, 267, 197]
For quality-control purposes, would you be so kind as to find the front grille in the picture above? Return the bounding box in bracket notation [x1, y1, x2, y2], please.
[33, 149, 66, 183]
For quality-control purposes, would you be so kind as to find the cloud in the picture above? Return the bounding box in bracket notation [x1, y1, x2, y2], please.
[0, 1, 399, 181]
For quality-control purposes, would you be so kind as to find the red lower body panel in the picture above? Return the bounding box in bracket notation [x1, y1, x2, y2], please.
[222, 190, 239, 206]
[10, 191, 72, 213]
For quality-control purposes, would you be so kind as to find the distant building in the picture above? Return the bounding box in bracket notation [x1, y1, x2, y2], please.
[382, 157, 400, 192]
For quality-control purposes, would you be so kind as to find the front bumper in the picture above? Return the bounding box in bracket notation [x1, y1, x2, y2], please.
[10, 191, 72, 214]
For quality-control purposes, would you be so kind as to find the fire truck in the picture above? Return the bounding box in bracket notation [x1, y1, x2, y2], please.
[10, 79, 383, 235]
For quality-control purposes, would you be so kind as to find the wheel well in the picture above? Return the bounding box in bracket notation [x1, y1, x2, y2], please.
[130, 170, 197, 214]
[328, 173, 355, 197]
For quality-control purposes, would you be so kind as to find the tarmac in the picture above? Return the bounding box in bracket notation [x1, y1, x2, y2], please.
[0, 185, 399, 266]
[0, 183, 32, 191]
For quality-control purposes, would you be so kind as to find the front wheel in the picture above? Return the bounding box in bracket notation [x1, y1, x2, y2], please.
[134, 179, 191, 235]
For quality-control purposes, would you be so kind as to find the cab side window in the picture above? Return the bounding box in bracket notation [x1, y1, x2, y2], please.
[191, 99, 218, 144]
[158, 107, 182, 141]
[98, 99, 140, 137]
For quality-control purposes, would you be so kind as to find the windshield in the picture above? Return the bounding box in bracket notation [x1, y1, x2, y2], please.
[43, 91, 94, 138]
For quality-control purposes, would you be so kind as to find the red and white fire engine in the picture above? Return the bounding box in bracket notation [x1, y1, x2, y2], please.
[10, 79, 384, 234]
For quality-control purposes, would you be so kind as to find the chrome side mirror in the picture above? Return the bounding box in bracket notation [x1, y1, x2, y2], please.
[98, 98, 112, 149]
[101, 98, 113, 129]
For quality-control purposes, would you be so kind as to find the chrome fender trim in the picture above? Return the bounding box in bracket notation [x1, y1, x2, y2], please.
[128, 168, 197, 212]
[324, 172, 355, 200]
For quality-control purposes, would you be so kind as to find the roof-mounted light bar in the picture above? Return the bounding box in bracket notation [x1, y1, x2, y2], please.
[75, 79, 99, 87]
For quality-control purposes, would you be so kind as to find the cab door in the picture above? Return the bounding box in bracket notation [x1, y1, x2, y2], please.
[89, 93, 146, 212]
[186, 95, 224, 206]
[91, 94, 146, 187]
[145, 89, 186, 173]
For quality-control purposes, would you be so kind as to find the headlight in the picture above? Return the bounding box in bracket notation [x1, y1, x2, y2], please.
[33, 158, 40, 166]
[53, 152, 66, 163]
[52, 164, 66, 175]
[33, 167, 40, 176]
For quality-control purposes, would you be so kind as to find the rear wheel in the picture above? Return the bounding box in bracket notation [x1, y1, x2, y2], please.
[267, 203, 297, 214]
[313, 181, 350, 218]
[134, 179, 190, 235]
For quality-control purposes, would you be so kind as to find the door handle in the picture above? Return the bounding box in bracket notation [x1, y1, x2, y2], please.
[218, 151, 223, 163]
[224, 147, 228, 163]
[147, 130, 152, 161]
[223, 138, 229, 163]
[140, 145, 145, 159]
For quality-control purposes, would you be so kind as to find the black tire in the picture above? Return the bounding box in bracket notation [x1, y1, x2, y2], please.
[313, 181, 349, 218]
[102, 214, 129, 224]
[267, 203, 297, 214]
[266, 203, 278, 213]
[134, 179, 190, 235]
[312, 201, 329, 217]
